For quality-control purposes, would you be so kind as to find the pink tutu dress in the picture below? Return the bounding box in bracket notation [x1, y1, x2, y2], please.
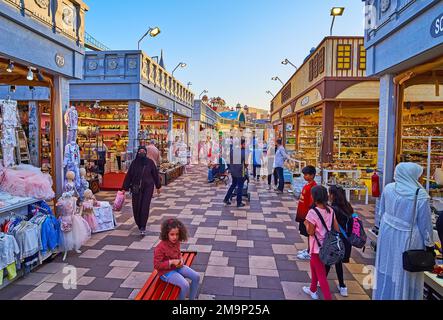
[0, 164, 55, 200]
[81, 200, 98, 233]
[57, 194, 91, 251]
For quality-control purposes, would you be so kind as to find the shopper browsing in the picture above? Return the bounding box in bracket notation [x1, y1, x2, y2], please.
[154, 219, 200, 300]
[224, 138, 249, 208]
[327, 185, 354, 297]
[302, 185, 339, 301]
[296, 166, 317, 260]
[273, 139, 290, 194]
[373, 163, 435, 300]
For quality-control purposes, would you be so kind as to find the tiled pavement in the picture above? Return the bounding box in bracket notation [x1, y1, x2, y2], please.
[0, 165, 376, 300]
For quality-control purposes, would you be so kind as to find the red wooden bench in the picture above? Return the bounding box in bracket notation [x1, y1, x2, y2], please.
[135, 251, 198, 300]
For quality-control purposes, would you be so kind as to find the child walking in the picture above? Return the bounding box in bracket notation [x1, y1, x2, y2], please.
[154, 219, 200, 300]
[296, 166, 317, 260]
[327, 185, 354, 297]
[303, 185, 339, 300]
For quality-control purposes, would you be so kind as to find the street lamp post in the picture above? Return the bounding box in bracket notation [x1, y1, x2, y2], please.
[199, 90, 208, 100]
[172, 62, 187, 76]
[266, 91, 275, 97]
[137, 26, 161, 50]
[281, 59, 298, 70]
[330, 7, 345, 36]
[271, 76, 284, 85]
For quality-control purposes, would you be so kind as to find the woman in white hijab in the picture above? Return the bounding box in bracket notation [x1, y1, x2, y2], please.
[373, 162, 434, 300]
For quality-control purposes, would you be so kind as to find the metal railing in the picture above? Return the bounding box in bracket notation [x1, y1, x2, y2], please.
[84, 32, 111, 51]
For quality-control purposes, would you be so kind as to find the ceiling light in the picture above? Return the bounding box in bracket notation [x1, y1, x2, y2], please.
[10, 85, 16, 93]
[36, 69, 44, 82]
[27, 67, 34, 81]
[6, 60, 14, 73]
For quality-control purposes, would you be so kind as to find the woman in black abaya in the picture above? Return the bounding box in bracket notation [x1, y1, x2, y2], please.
[122, 146, 162, 236]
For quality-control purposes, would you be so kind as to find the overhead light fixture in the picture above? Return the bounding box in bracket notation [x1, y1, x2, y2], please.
[149, 27, 161, 37]
[419, 103, 425, 111]
[331, 7, 345, 16]
[27, 67, 34, 81]
[29, 86, 35, 91]
[281, 59, 298, 70]
[155, 107, 160, 114]
[36, 69, 44, 82]
[6, 60, 14, 73]
[10, 85, 16, 93]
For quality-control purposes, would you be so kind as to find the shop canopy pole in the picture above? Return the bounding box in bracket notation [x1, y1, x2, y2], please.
[427, 136, 432, 192]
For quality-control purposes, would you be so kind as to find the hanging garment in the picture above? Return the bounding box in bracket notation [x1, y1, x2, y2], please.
[81, 200, 98, 232]
[64, 106, 78, 144]
[63, 143, 81, 189]
[0, 233, 20, 270]
[1, 100, 20, 168]
[78, 177, 89, 202]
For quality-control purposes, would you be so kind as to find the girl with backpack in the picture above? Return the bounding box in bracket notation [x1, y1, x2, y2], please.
[328, 185, 354, 297]
[303, 185, 340, 300]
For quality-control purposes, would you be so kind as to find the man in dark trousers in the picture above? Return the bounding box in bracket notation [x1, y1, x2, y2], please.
[224, 138, 248, 208]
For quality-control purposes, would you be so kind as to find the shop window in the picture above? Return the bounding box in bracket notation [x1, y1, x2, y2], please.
[318, 47, 325, 74]
[313, 53, 319, 78]
[359, 45, 367, 70]
[309, 60, 314, 82]
[337, 44, 352, 70]
[281, 85, 291, 104]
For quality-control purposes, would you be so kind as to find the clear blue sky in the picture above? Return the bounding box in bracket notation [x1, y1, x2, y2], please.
[85, 0, 366, 110]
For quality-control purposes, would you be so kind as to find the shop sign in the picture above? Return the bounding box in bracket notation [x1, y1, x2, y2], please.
[158, 98, 167, 108]
[431, 13, 443, 38]
[282, 105, 292, 117]
[301, 96, 310, 107]
[55, 53, 65, 68]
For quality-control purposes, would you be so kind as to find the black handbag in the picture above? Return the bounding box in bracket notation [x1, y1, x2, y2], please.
[402, 189, 435, 273]
[131, 166, 146, 195]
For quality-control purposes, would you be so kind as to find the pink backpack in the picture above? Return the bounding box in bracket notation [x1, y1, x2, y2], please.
[113, 191, 125, 211]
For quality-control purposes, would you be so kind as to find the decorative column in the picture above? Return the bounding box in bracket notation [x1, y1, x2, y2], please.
[28, 101, 40, 166]
[168, 112, 174, 162]
[53, 76, 70, 197]
[321, 102, 335, 165]
[128, 101, 141, 155]
[375, 73, 398, 227]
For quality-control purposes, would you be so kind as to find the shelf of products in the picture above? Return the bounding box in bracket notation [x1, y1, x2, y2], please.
[298, 113, 323, 167]
[284, 117, 297, 154]
[400, 106, 443, 190]
[333, 107, 379, 173]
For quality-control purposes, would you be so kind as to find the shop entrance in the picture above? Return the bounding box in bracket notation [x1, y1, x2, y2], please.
[0, 57, 55, 189]
[396, 58, 443, 196]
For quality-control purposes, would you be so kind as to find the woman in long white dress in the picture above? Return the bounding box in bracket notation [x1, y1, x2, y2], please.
[373, 162, 434, 300]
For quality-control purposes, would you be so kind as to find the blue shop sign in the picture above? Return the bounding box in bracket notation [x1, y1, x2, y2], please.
[431, 13, 443, 38]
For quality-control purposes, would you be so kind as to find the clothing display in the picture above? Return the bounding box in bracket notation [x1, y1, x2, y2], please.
[0, 233, 19, 270]
[92, 201, 114, 233]
[0, 165, 55, 201]
[0, 100, 20, 168]
[63, 142, 81, 189]
[64, 106, 78, 144]
[81, 200, 98, 232]
[78, 176, 89, 202]
[56, 193, 91, 252]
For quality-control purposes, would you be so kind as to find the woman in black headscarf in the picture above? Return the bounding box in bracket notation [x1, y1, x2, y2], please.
[122, 146, 162, 236]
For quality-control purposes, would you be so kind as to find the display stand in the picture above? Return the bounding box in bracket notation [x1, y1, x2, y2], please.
[0, 194, 58, 291]
[93, 201, 116, 233]
[322, 169, 369, 205]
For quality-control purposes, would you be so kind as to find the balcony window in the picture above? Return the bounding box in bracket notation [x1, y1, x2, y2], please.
[337, 44, 352, 70]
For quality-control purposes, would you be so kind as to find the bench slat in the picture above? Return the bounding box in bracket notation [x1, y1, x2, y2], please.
[136, 251, 197, 301]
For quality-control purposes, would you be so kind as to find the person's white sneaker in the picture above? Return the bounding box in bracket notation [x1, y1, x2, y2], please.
[297, 249, 311, 260]
[267, 185, 272, 190]
[302, 286, 319, 300]
[338, 286, 348, 297]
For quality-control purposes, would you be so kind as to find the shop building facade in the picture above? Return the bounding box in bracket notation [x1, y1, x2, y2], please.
[0, 0, 88, 195]
[364, 0, 443, 189]
[69, 50, 195, 172]
[271, 36, 380, 175]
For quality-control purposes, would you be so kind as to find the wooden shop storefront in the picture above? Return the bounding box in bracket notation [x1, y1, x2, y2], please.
[270, 36, 380, 177]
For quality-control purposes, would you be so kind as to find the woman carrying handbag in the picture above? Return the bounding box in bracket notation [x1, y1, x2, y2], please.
[374, 163, 435, 300]
[121, 146, 162, 236]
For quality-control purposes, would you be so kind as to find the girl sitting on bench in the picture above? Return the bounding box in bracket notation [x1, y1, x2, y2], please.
[153, 219, 200, 300]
